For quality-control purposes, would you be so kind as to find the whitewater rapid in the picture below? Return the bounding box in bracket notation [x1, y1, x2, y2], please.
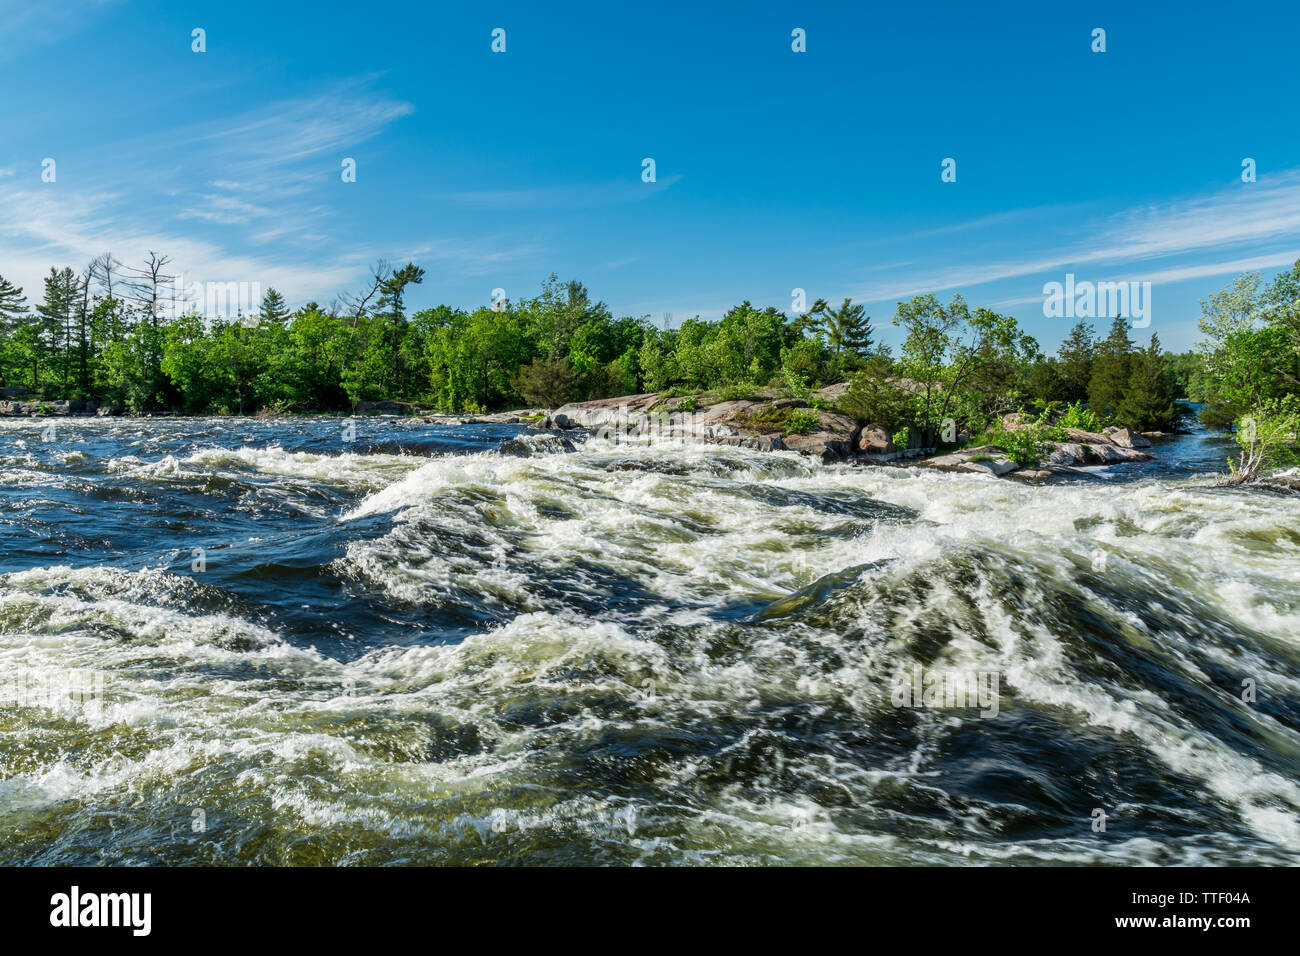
[1, 418, 1297, 864]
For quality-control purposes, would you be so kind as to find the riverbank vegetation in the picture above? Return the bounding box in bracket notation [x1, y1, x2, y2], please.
[1, 255, 1297, 479]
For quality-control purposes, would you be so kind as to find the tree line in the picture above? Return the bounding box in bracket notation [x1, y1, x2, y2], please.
[0, 255, 1297, 469]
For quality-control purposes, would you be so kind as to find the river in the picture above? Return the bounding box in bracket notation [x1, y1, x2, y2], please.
[1, 416, 1298, 864]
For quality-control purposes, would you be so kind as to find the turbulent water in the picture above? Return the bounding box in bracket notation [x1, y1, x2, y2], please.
[2, 416, 1298, 865]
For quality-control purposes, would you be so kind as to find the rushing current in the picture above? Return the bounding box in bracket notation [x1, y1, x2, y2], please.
[1, 415, 1298, 865]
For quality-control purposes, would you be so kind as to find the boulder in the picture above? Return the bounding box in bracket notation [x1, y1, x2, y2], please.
[856, 424, 896, 455]
[1047, 442, 1089, 466]
[780, 431, 851, 462]
[696, 400, 759, 424]
[546, 394, 660, 431]
[1111, 444, 1153, 462]
[1089, 443, 1152, 464]
[712, 434, 787, 452]
[703, 423, 742, 440]
[815, 410, 857, 435]
[921, 446, 1019, 476]
[1108, 427, 1151, 449]
[958, 457, 1020, 476]
[1049, 440, 1152, 465]
[924, 453, 971, 470]
[1085, 443, 1121, 463]
[1063, 427, 1112, 445]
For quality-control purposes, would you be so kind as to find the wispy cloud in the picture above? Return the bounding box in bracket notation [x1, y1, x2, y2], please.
[856, 170, 1300, 303]
[991, 251, 1300, 308]
[181, 85, 413, 179]
[0, 184, 371, 299]
[153, 80, 414, 227]
[0, 79, 445, 304]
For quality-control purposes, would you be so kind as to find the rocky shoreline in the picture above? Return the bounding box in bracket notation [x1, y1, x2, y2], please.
[0, 397, 125, 417]
[529, 385, 1166, 481]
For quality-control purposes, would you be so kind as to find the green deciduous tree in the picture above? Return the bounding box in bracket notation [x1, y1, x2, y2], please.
[513, 354, 579, 408]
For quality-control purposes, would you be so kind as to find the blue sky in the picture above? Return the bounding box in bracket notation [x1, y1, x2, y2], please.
[2, 0, 1298, 351]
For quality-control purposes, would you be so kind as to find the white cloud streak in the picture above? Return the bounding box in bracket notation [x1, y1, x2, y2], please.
[856, 170, 1300, 303]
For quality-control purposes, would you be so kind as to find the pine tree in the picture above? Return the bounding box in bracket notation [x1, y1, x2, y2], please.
[1117, 334, 1175, 430]
[375, 263, 424, 394]
[1056, 319, 1096, 402]
[258, 287, 290, 327]
[0, 274, 28, 388]
[0, 274, 26, 325]
[810, 297, 872, 359]
[1088, 316, 1132, 420]
[35, 267, 78, 392]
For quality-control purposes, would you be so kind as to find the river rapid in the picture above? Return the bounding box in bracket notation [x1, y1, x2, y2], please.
[1, 416, 1298, 865]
